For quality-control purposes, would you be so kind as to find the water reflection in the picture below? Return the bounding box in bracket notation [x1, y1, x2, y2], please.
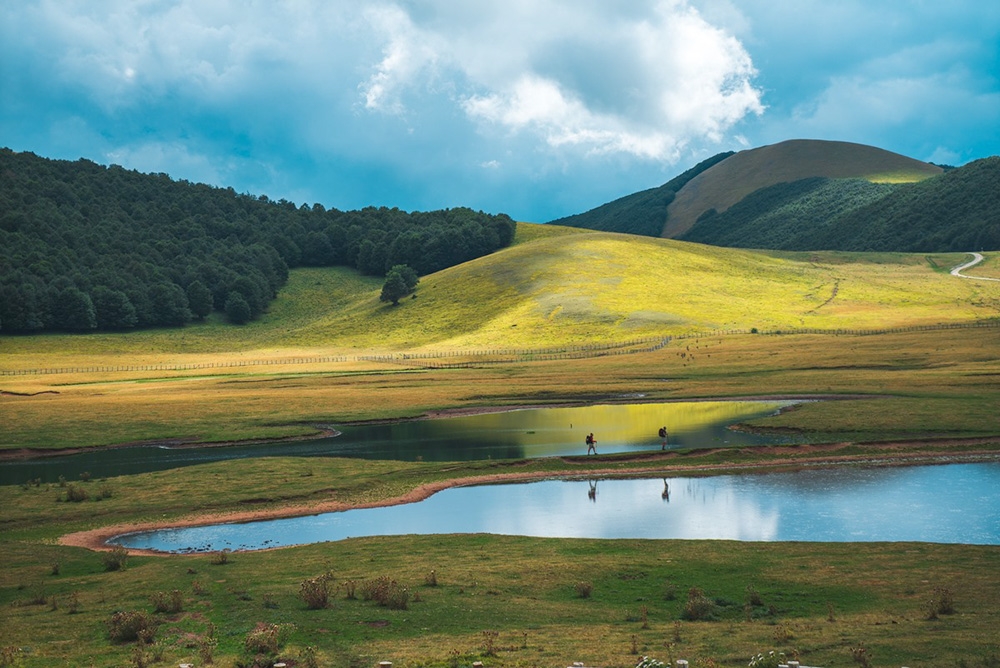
[0, 400, 802, 485]
[113, 462, 1000, 553]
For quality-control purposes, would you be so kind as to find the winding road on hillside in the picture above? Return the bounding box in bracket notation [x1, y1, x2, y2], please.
[951, 252, 1000, 282]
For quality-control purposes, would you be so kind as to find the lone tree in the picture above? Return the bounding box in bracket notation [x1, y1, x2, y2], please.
[380, 264, 419, 306]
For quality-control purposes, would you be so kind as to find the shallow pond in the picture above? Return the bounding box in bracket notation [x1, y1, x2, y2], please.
[113, 461, 1000, 552]
[0, 400, 803, 485]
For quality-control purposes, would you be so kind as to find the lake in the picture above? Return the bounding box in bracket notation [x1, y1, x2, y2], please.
[0, 400, 804, 485]
[112, 461, 1000, 552]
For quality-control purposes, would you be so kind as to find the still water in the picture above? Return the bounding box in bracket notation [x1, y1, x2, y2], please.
[113, 462, 1000, 552]
[1, 400, 803, 485]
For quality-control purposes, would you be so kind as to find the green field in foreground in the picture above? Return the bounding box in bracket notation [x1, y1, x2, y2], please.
[2, 453, 999, 668]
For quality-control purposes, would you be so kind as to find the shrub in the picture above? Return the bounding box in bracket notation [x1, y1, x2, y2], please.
[360, 575, 409, 609]
[210, 548, 230, 565]
[0, 646, 23, 667]
[575, 581, 593, 599]
[64, 484, 89, 502]
[746, 584, 763, 607]
[425, 569, 438, 587]
[150, 590, 183, 614]
[663, 581, 677, 601]
[749, 651, 785, 668]
[243, 622, 293, 657]
[481, 630, 499, 657]
[681, 586, 718, 621]
[67, 591, 81, 614]
[343, 579, 357, 600]
[299, 575, 332, 610]
[850, 644, 872, 668]
[102, 545, 129, 572]
[107, 610, 155, 643]
[934, 587, 955, 615]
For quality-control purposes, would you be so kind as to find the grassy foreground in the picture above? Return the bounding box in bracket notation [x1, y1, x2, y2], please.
[2, 228, 999, 666]
[2, 454, 999, 668]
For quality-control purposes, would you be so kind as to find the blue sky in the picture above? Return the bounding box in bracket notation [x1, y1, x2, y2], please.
[2, 1, 998, 222]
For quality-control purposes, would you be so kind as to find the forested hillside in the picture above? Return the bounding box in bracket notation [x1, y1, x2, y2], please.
[0, 149, 515, 333]
[547, 151, 733, 236]
[680, 157, 1000, 251]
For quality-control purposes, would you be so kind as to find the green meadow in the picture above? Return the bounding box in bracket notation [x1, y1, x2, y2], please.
[1, 224, 999, 667]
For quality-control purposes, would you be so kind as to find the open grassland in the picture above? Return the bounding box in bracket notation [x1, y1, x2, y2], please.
[1, 227, 996, 359]
[1, 454, 999, 668]
[2, 226, 1000, 667]
[2, 326, 1000, 450]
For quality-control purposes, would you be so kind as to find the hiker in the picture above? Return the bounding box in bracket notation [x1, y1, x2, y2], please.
[586, 432, 597, 455]
[658, 426, 668, 450]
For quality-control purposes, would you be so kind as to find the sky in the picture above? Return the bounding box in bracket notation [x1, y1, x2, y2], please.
[2, 1, 998, 223]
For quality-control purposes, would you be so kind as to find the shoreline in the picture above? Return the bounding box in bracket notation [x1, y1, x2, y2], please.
[0, 393, 881, 461]
[58, 441, 1000, 556]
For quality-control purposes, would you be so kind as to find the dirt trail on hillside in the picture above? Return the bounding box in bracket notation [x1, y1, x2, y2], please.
[951, 252, 1000, 282]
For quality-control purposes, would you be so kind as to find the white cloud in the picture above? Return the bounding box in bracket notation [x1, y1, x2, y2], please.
[361, 0, 764, 160]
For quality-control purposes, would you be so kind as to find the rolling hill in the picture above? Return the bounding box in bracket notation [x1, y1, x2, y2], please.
[662, 139, 942, 238]
[5, 224, 996, 358]
[548, 139, 1000, 252]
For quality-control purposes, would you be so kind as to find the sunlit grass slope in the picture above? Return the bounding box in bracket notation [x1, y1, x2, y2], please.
[279, 230, 996, 350]
[2, 224, 997, 361]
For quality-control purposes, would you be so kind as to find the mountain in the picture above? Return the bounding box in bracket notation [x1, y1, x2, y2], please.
[547, 151, 733, 236]
[549, 139, 999, 252]
[662, 139, 942, 238]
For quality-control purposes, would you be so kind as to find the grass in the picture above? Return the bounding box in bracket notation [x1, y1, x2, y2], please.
[1, 460, 999, 667]
[1, 229, 999, 666]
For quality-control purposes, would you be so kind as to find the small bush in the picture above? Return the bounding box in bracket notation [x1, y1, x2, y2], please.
[102, 545, 129, 572]
[50, 562, 60, 576]
[300, 575, 332, 610]
[107, 610, 155, 643]
[425, 569, 438, 587]
[67, 591, 81, 614]
[262, 594, 279, 609]
[343, 579, 357, 600]
[749, 651, 785, 668]
[150, 590, 183, 614]
[746, 584, 763, 607]
[64, 484, 89, 502]
[481, 630, 499, 657]
[934, 586, 955, 615]
[575, 581, 593, 599]
[681, 586, 718, 621]
[79, 471, 92, 482]
[198, 636, 217, 664]
[1, 646, 23, 667]
[360, 576, 409, 610]
[663, 581, 677, 601]
[850, 644, 872, 668]
[244, 622, 279, 655]
[210, 548, 230, 565]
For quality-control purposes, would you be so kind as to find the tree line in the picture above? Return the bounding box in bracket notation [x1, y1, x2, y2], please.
[0, 149, 515, 332]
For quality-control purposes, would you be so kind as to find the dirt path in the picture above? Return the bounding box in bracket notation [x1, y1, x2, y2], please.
[951, 252, 1000, 281]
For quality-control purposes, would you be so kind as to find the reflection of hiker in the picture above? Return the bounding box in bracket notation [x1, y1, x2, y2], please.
[588, 480, 597, 501]
[586, 432, 597, 455]
[658, 426, 668, 450]
[661, 479, 670, 502]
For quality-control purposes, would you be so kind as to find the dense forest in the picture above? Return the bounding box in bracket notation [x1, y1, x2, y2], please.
[679, 157, 1000, 252]
[0, 149, 515, 333]
[548, 151, 733, 236]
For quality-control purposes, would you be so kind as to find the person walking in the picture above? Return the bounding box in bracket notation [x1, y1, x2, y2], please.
[658, 426, 668, 450]
[586, 432, 597, 455]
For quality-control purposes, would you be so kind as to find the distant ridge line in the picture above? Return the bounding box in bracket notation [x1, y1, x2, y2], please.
[4, 320, 999, 376]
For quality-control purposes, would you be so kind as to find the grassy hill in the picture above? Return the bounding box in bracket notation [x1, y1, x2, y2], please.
[547, 152, 733, 236]
[663, 139, 942, 237]
[551, 140, 972, 250]
[3, 224, 996, 362]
